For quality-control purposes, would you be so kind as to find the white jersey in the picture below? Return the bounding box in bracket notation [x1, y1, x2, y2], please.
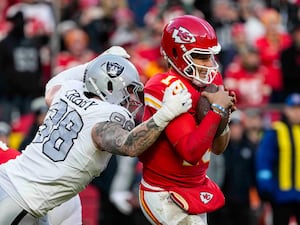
[48, 194, 82, 225]
[45, 63, 87, 93]
[0, 80, 135, 217]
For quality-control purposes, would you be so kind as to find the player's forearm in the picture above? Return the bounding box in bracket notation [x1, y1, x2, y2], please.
[93, 118, 163, 157]
[211, 128, 230, 155]
[120, 118, 164, 156]
[174, 111, 222, 165]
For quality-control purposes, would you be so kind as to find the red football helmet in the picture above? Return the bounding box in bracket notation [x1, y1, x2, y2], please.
[161, 15, 221, 85]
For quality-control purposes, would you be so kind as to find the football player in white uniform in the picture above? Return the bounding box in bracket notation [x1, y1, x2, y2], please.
[0, 51, 192, 224]
[0, 140, 82, 225]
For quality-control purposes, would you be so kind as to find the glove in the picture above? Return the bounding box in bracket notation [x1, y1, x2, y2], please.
[153, 80, 192, 128]
[101, 46, 130, 59]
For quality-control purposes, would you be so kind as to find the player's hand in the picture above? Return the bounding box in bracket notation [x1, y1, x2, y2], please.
[102, 46, 130, 58]
[202, 85, 233, 109]
[153, 81, 192, 128]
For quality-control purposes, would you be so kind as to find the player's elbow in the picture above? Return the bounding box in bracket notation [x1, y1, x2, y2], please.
[125, 150, 139, 157]
[45, 85, 62, 106]
[121, 146, 142, 157]
[185, 158, 200, 166]
[176, 141, 209, 165]
[180, 150, 202, 166]
[211, 147, 225, 155]
[45, 94, 52, 107]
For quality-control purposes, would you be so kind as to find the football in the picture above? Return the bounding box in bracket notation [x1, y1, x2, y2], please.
[196, 84, 230, 137]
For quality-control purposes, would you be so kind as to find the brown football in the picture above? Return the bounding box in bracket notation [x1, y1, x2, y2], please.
[196, 84, 229, 137]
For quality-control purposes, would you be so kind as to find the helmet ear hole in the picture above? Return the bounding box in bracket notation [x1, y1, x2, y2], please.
[172, 48, 178, 59]
[107, 81, 113, 93]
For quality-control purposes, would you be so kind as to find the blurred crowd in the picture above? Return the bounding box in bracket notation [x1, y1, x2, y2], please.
[0, 0, 300, 225]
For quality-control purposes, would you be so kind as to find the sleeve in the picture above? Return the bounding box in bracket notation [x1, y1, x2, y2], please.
[143, 76, 167, 121]
[166, 110, 222, 165]
[45, 64, 87, 93]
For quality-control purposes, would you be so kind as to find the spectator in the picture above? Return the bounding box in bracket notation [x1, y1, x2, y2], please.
[220, 22, 249, 73]
[266, 0, 300, 32]
[127, 0, 155, 27]
[238, 0, 266, 46]
[79, 6, 116, 53]
[254, 8, 292, 102]
[280, 23, 300, 100]
[127, 5, 167, 84]
[0, 0, 11, 41]
[211, 0, 241, 72]
[109, 7, 139, 48]
[256, 93, 300, 225]
[19, 96, 48, 150]
[224, 46, 272, 108]
[53, 27, 97, 74]
[7, 0, 54, 85]
[0, 9, 45, 123]
[215, 110, 262, 225]
[8, 0, 55, 35]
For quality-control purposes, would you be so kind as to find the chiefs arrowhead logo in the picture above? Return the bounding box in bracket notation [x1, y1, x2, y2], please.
[172, 26, 196, 44]
[199, 192, 213, 204]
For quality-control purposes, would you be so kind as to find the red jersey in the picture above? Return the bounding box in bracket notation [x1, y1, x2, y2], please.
[255, 33, 292, 90]
[224, 58, 272, 107]
[54, 51, 97, 74]
[0, 144, 20, 164]
[139, 69, 224, 189]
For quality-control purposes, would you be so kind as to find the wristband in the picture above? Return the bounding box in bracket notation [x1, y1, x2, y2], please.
[211, 108, 224, 117]
[211, 103, 227, 118]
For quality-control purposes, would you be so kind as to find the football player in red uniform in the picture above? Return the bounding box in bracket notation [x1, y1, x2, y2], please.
[138, 15, 235, 225]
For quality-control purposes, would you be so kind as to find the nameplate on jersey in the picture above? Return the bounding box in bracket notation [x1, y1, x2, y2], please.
[65, 89, 98, 110]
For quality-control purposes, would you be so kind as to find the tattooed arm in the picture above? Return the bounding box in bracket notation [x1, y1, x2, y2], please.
[92, 81, 193, 157]
[92, 118, 164, 157]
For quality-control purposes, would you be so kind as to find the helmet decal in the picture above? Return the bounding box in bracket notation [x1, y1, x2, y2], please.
[172, 26, 196, 44]
[106, 61, 124, 78]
